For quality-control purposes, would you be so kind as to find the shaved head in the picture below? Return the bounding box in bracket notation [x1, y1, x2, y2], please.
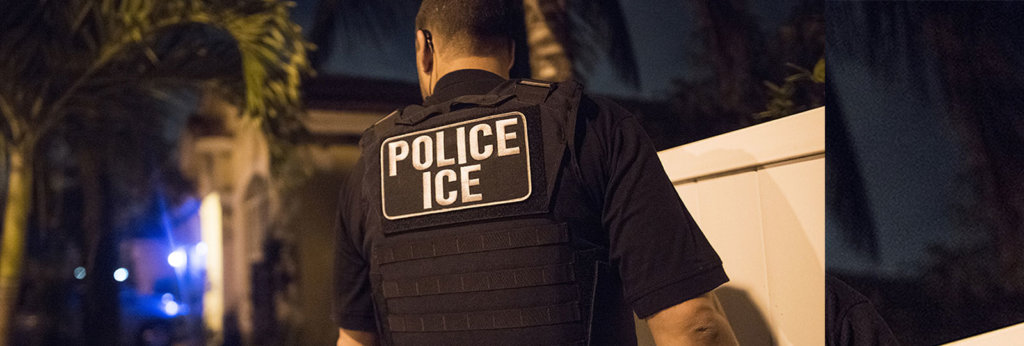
[415, 0, 515, 57]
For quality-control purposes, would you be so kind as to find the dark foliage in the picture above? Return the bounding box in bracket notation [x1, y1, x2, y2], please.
[828, 2, 1024, 344]
[644, 0, 823, 149]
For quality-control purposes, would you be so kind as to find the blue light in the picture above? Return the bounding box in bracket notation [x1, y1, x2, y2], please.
[113, 268, 129, 282]
[167, 248, 187, 269]
[195, 242, 208, 256]
[73, 266, 86, 280]
[161, 293, 179, 316]
[162, 300, 180, 316]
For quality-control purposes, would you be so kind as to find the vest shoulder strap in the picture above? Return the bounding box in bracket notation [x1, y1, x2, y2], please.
[357, 108, 400, 151]
[520, 79, 585, 169]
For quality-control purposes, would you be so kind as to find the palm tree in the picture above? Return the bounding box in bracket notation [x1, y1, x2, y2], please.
[0, 0, 310, 344]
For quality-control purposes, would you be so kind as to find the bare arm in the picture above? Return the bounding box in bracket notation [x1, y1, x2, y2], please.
[646, 292, 739, 346]
[337, 328, 376, 346]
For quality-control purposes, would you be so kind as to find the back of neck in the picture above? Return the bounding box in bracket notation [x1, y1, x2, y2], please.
[437, 56, 510, 80]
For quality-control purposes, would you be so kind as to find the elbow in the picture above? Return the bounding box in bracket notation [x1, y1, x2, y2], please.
[689, 318, 729, 344]
[647, 296, 738, 346]
[684, 309, 734, 345]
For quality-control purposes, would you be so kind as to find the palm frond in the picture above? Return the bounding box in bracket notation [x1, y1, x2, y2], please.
[0, 1, 78, 132]
[1, 0, 312, 147]
[195, 0, 312, 136]
[0, 94, 20, 143]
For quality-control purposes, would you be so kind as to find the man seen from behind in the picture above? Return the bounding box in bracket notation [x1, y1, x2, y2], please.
[334, 1, 739, 345]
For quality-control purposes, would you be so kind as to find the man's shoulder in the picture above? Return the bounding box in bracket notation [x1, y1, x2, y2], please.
[572, 91, 637, 128]
[358, 107, 406, 149]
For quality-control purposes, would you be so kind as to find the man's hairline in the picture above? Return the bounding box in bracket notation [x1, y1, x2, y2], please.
[415, 3, 513, 58]
[419, 28, 511, 59]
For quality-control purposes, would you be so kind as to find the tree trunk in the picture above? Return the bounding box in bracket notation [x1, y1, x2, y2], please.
[690, 0, 759, 117]
[522, 0, 573, 82]
[0, 149, 31, 346]
[78, 145, 121, 346]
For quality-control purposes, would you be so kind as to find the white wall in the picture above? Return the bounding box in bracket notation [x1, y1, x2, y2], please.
[643, 107, 824, 345]
[944, 322, 1024, 345]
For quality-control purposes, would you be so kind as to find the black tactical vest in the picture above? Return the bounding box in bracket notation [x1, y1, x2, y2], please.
[357, 80, 635, 345]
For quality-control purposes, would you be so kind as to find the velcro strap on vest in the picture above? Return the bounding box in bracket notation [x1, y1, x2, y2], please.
[382, 262, 575, 298]
[375, 223, 569, 264]
[397, 93, 517, 126]
[514, 80, 553, 104]
[387, 302, 580, 332]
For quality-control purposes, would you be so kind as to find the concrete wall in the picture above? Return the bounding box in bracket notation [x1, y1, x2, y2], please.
[277, 144, 363, 346]
[646, 107, 825, 345]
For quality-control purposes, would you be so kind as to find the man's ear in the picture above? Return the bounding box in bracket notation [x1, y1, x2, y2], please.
[506, 39, 516, 72]
[416, 30, 434, 76]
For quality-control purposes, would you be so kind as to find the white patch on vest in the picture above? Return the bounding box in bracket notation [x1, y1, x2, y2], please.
[379, 112, 532, 220]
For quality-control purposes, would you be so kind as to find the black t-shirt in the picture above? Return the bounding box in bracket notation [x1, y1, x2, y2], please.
[333, 69, 728, 331]
[826, 275, 900, 346]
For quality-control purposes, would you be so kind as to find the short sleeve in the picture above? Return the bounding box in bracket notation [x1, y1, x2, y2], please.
[826, 275, 899, 346]
[332, 158, 377, 331]
[576, 96, 729, 318]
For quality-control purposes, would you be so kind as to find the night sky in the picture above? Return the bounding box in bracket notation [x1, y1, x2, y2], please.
[827, 43, 965, 278]
[826, 3, 1024, 343]
[289, 0, 796, 100]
